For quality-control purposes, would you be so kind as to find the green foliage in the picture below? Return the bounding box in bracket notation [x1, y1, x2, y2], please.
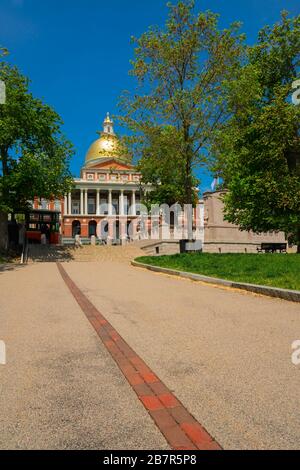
[136, 253, 300, 290]
[0, 47, 9, 57]
[212, 12, 300, 247]
[0, 59, 73, 214]
[137, 125, 199, 206]
[119, 0, 245, 205]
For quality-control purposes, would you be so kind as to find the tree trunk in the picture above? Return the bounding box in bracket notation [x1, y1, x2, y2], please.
[183, 152, 194, 240]
[0, 211, 8, 253]
[184, 149, 193, 205]
[182, 120, 193, 206]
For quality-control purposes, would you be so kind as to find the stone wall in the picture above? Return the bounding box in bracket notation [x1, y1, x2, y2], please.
[203, 191, 286, 253]
[141, 241, 180, 256]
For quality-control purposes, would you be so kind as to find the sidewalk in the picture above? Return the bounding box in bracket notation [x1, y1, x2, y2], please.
[63, 260, 300, 450]
[1, 259, 300, 449]
[0, 263, 167, 450]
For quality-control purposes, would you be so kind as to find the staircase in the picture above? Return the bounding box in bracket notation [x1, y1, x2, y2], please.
[27, 244, 76, 263]
[27, 243, 145, 264]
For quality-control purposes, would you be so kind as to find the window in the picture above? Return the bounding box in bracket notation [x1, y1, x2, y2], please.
[124, 196, 129, 214]
[112, 199, 119, 214]
[87, 174, 94, 180]
[54, 199, 61, 211]
[41, 199, 48, 210]
[30, 213, 39, 222]
[72, 202, 80, 215]
[100, 199, 108, 215]
[136, 201, 141, 216]
[88, 198, 95, 214]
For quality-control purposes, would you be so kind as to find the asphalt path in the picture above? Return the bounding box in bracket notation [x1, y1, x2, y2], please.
[1, 260, 300, 449]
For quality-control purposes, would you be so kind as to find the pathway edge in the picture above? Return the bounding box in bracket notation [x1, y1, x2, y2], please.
[131, 261, 300, 303]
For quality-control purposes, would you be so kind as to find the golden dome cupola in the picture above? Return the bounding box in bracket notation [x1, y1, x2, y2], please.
[85, 112, 119, 165]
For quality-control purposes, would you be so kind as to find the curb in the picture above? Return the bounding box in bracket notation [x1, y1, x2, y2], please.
[131, 261, 300, 303]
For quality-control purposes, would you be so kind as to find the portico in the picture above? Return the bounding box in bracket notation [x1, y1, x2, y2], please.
[64, 188, 139, 217]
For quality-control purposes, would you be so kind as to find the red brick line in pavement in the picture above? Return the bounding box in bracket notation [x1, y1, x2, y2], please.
[57, 263, 222, 451]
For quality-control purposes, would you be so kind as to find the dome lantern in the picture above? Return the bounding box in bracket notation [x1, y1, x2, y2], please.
[102, 112, 114, 136]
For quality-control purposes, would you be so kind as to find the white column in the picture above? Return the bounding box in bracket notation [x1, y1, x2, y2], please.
[108, 190, 112, 216]
[68, 192, 72, 215]
[80, 189, 84, 216]
[132, 190, 136, 216]
[119, 190, 124, 216]
[64, 196, 68, 215]
[96, 189, 100, 215]
[84, 189, 88, 215]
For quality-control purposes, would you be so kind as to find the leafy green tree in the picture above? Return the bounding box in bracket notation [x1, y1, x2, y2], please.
[212, 12, 300, 251]
[0, 56, 73, 252]
[119, 0, 244, 206]
[137, 125, 199, 207]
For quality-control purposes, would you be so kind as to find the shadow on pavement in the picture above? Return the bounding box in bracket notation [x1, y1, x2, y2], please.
[28, 245, 76, 263]
[0, 263, 26, 274]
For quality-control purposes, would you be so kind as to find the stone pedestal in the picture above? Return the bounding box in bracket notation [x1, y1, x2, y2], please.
[203, 191, 286, 253]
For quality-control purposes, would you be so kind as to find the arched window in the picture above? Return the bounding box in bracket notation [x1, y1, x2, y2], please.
[88, 220, 97, 237]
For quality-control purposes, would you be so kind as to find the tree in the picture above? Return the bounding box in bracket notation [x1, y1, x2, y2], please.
[212, 12, 300, 251]
[0, 56, 73, 252]
[137, 125, 199, 207]
[119, 0, 245, 206]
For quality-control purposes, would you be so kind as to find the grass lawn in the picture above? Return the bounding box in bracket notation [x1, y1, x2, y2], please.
[136, 253, 300, 291]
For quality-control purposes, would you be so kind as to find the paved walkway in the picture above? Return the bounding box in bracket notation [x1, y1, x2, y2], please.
[0, 262, 167, 450]
[57, 262, 221, 451]
[1, 253, 300, 449]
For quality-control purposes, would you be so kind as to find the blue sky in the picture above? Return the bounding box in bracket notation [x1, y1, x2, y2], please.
[0, 0, 299, 192]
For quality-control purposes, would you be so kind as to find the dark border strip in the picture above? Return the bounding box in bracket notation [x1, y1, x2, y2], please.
[57, 262, 222, 451]
[131, 261, 300, 303]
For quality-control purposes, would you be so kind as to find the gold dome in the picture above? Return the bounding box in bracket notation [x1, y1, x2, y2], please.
[85, 133, 119, 163]
[85, 113, 119, 164]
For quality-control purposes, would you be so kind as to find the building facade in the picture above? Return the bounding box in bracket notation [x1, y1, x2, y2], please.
[61, 113, 143, 243]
